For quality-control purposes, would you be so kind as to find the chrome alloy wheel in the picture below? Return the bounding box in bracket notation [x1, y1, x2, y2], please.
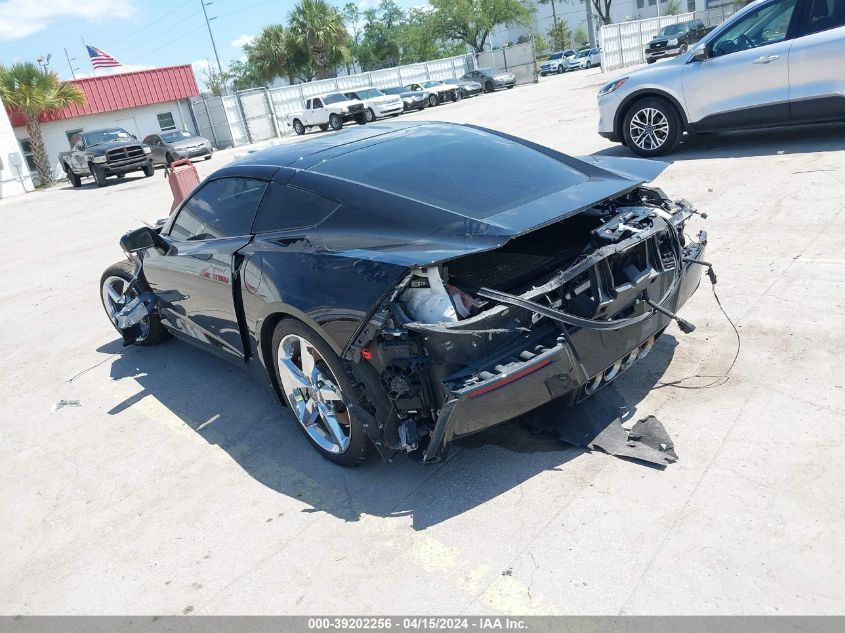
[101, 275, 150, 341]
[629, 107, 670, 152]
[277, 334, 351, 454]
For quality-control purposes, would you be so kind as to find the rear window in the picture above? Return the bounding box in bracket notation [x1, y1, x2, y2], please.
[310, 127, 587, 220]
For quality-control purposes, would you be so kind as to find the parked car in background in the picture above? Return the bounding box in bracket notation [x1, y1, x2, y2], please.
[568, 48, 602, 70]
[646, 19, 708, 63]
[597, 0, 845, 156]
[404, 81, 458, 106]
[540, 50, 577, 75]
[342, 87, 404, 122]
[461, 67, 516, 92]
[443, 77, 483, 98]
[143, 130, 213, 166]
[289, 93, 367, 135]
[60, 127, 154, 188]
[382, 86, 429, 112]
[101, 121, 707, 467]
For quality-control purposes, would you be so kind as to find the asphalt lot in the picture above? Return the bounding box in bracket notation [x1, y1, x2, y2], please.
[2, 67, 844, 615]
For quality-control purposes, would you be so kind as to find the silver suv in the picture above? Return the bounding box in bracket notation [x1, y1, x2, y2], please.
[597, 0, 845, 156]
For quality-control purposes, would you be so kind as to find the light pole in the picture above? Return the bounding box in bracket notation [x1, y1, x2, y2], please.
[200, 1, 224, 80]
[36, 53, 52, 74]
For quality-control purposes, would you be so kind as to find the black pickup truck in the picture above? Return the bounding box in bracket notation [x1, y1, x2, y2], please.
[60, 128, 154, 187]
[645, 19, 709, 64]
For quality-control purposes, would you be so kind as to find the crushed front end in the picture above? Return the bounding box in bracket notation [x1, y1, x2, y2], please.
[346, 186, 708, 463]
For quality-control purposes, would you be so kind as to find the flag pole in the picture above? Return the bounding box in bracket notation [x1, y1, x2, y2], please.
[81, 36, 95, 75]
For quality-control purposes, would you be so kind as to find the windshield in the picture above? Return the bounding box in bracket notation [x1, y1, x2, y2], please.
[323, 93, 348, 104]
[356, 88, 384, 99]
[83, 128, 133, 145]
[549, 53, 562, 60]
[382, 87, 404, 95]
[477, 68, 496, 76]
[161, 131, 194, 142]
[659, 23, 688, 36]
[575, 49, 590, 58]
[422, 81, 441, 88]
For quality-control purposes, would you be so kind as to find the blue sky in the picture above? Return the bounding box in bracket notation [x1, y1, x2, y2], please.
[0, 0, 409, 85]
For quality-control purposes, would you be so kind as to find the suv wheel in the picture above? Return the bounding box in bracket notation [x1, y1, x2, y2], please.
[329, 113, 343, 130]
[365, 108, 376, 123]
[485, 81, 494, 93]
[556, 65, 564, 74]
[293, 119, 305, 135]
[427, 93, 438, 107]
[65, 163, 81, 188]
[92, 164, 108, 187]
[622, 97, 681, 157]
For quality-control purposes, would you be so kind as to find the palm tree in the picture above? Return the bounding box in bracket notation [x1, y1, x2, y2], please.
[246, 25, 296, 84]
[288, 0, 350, 80]
[0, 62, 85, 183]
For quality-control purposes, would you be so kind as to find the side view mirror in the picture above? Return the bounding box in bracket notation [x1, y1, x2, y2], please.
[120, 226, 158, 253]
[692, 44, 710, 61]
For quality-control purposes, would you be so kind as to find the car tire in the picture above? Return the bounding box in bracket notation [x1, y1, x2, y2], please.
[92, 165, 107, 187]
[586, 61, 592, 69]
[204, 154, 212, 160]
[65, 163, 81, 188]
[293, 119, 306, 135]
[647, 59, 656, 64]
[556, 65, 564, 75]
[485, 81, 494, 93]
[318, 124, 328, 131]
[271, 318, 373, 467]
[329, 113, 343, 130]
[355, 113, 367, 125]
[143, 163, 154, 177]
[100, 260, 168, 347]
[622, 96, 682, 157]
[365, 108, 376, 123]
[540, 72, 546, 77]
[428, 93, 438, 107]
[116, 173, 126, 178]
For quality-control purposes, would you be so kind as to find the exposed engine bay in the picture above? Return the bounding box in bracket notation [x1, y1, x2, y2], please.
[345, 185, 709, 463]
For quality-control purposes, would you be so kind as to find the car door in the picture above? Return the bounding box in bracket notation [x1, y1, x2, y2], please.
[143, 177, 268, 359]
[788, 0, 845, 122]
[307, 97, 324, 125]
[144, 135, 164, 165]
[682, 0, 800, 130]
[70, 138, 88, 173]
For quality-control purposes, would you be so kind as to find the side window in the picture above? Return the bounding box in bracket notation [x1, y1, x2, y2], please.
[711, 0, 798, 57]
[65, 128, 83, 147]
[169, 178, 268, 241]
[312, 98, 323, 108]
[252, 182, 339, 233]
[802, 0, 845, 35]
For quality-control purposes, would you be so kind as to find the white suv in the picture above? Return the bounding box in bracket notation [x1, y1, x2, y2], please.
[342, 87, 404, 122]
[597, 0, 845, 156]
[289, 93, 367, 135]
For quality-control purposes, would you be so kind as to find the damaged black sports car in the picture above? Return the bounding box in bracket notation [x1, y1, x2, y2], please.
[101, 122, 709, 466]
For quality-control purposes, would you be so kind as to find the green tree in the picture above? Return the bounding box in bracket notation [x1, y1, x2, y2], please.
[201, 65, 230, 96]
[533, 33, 549, 56]
[588, 0, 614, 26]
[360, 0, 405, 70]
[429, 0, 534, 54]
[227, 59, 264, 90]
[341, 2, 364, 73]
[548, 20, 572, 51]
[666, 0, 681, 15]
[0, 62, 85, 183]
[288, 0, 350, 80]
[574, 24, 589, 48]
[398, 7, 465, 64]
[245, 25, 295, 83]
[538, 0, 562, 28]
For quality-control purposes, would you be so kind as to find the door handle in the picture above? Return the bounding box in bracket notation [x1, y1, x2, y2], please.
[752, 55, 780, 64]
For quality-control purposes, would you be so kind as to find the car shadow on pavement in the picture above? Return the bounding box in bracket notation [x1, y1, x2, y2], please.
[594, 122, 845, 161]
[98, 333, 677, 530]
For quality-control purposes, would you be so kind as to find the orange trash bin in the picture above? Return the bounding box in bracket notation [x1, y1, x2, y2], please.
[167, 159, 200, 212]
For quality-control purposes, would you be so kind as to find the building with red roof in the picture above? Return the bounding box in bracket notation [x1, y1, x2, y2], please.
[7, 65, 200, 181]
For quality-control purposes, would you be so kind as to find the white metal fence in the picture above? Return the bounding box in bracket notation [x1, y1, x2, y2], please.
[600, 6, 738, 72]
[189, 53, 475, 147]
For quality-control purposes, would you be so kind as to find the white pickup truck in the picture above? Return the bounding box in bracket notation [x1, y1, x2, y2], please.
[289, 93, 368, 135]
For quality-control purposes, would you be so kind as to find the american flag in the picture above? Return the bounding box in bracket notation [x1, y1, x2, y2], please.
[86, 45, 121, 69]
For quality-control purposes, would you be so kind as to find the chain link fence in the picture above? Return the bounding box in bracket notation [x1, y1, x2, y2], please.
[477, 41, 538, 86]
[600, 5, 739, 72]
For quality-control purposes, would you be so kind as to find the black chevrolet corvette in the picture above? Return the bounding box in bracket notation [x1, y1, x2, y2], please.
[101, 122, 708, 466]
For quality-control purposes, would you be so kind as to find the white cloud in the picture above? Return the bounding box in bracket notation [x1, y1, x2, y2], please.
[0, 0, 134, 42]
[230, 34, 255, 49]
[72, 64, 154, 80]
[192, 59, 212, 75]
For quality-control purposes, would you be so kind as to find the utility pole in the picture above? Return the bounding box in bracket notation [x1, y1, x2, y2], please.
[36, 53, 52, 74]
[64, 48, 79, 79]
[200, 1, 224, 78]
[585, 0, 596, 48]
